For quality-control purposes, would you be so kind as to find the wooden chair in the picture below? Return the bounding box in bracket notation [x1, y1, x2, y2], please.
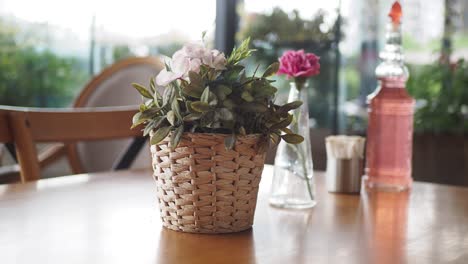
[0, 110, 16, 180]
[0, 110, 13, 145]
[1, 109, 73, 183]
[41, 56, 164, 174]
[2, 106, 142, 182]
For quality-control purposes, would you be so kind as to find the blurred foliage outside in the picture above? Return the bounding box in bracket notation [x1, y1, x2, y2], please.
[0, 19, 88, 107]
[0, 18, 183, 108]
[155, 43, 184, 58]
[238, 7, 341, 129]
[407, 60, 468, 134]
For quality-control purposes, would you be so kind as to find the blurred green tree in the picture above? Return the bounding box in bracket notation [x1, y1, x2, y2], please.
[407, 60, 468, 134]
[112, 45, 134, 62]
[0, 19, 88, 107]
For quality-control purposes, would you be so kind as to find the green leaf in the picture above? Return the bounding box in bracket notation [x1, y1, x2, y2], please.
[269, 133, 281, 145]
[191, 101, 211, 112]
[170, 125, 184, 150]
[132, 112, 142, 124]
[150, 126, 171, 145]
[227, 37, 255, 65]
[223, 99, 235, 109]
[190, 124, 198, 133]
[189, 71, 204, 86]
[183, 113, 203, 121]
[163, 86, 175, 106]
[200, 111, 215, 127]
[140, 107, 161, 119]
[280, 127, 294, 134]
[225, 65, 244, 81]
[270, 114, 293, 130]
[208, 93, 218, 106]
[201, 87, 210, 103]
[153, 88, 163, 108]
[239, 102, 268, 112]
[154, 116, 167, 127]
[172, 99, 182, 120]
[281, 134, 304, 144]
[132, 83, 153, 99]
[167, 110, 176, 126]
[143, 120, 155, 137]
[279, 101, 303, 113]
[224, 134, 236, 150]
[253, 83, 277, 98]
[143, 116, 166, 136]
[149, 78, 156, 94]
[217, 85, 232, 95]
[213, 85, 232, 100]
[182, 83, 203, 98]
[263, 62, 280, 77]
[214, 90, 226, 101]
[185, 101, 196, 113]
[217, 108, 234, 121]
[241, 91, 254, 102]
[131, 112, 148, 129]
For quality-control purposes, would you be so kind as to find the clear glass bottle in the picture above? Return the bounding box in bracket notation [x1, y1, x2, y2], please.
[363, 2, 415, 191]
[270, 82, 316, 209]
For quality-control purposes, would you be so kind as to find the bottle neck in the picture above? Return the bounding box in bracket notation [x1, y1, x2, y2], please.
[375, 21, 409, 80]
[378, 76, 406, 89]
[288, 81, 309, 104]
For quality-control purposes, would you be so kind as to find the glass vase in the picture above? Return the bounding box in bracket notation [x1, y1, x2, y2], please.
[270, 82, 316, 209]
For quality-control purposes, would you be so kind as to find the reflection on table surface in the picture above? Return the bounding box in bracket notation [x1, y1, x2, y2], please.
[1, 166, 468, 264]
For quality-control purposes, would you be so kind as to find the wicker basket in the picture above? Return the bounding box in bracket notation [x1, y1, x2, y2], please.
[150, 132, 266, 234]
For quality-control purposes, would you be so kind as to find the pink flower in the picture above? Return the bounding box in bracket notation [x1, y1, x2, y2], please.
[278, 50, 320, 79]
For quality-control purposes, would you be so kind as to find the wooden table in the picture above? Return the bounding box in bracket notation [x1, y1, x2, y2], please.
[1, 165, 468, 264]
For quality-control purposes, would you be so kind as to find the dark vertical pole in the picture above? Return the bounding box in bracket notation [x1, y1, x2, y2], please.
[332, 0, 342, 134]
[441, 0, 455, 65]
[441, 0, 457, 91]
[215, 0, 238, 55]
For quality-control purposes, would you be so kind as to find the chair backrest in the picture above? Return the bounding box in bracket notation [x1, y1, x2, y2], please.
[3, 105, 141, 182]
[72, 56, 164, 173]
[74, 56, 165, 107]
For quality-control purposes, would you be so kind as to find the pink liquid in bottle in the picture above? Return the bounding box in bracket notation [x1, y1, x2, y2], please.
[364, 2, 415, 191]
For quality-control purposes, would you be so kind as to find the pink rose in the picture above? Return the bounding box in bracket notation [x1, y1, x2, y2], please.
[278, 50, 320, 79]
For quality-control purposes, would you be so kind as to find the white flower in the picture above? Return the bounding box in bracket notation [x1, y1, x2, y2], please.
[155, 43, 227, 86]
[155, 70, 182, 87]
[211, 50, 227, 70]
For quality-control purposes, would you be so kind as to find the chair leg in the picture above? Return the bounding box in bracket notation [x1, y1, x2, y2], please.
[65, 143, 85, 174]
[9, 112, 41, 182]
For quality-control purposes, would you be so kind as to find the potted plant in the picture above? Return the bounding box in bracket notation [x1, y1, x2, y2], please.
[131, 38, 304, 233]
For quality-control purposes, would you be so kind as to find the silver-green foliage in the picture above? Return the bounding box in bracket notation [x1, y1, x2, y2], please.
[132, 38, 304, 150]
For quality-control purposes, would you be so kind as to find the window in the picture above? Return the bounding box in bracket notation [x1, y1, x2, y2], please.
[0, 0, 216, 107]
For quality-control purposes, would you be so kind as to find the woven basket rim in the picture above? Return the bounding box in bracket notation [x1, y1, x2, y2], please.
[180, 132, 263, 137]
[149, 131, 264, 139]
